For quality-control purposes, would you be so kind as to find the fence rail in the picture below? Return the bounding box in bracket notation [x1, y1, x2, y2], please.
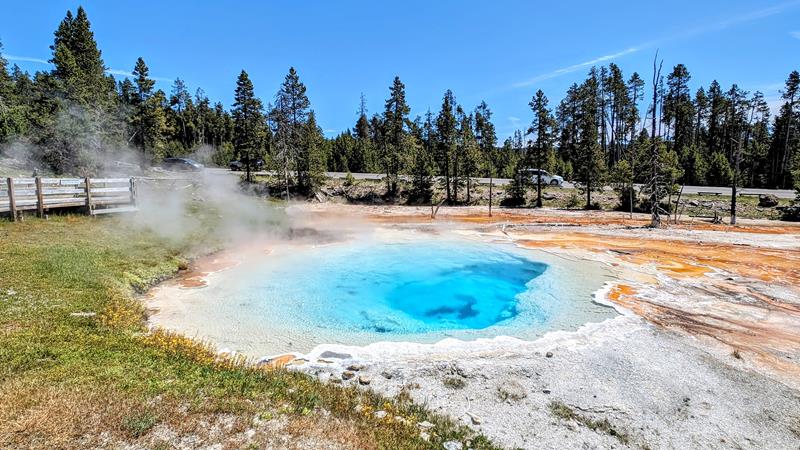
[1, 177, 138, 221]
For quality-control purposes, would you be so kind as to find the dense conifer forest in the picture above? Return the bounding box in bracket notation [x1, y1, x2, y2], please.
[1, 7, 798, 203]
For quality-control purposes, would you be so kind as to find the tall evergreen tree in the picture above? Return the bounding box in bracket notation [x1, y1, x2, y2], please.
[435, 90, 457, 203]
[769, 71, 800, 187]
[271, 67, 310, 193]
[693, 87, 709, 147]
[50, 7, 114, 106]
[36, 7, 122, 173]
[664, 64, 695, 154]
[626, 72, 645, 145]
[574, 71, 606, 209]
[0, 41, 25, 143]
[130, 58, 169, 161]
[458, 109, 481, 203]
[298, 111, 326, 192]
[169, 78, 193, 149]
[409, 116, 434, 203]
[528, 90, 556, 207]
[475, 101, 497, 215]
[352, 93, 375, 172]
[381, 76, 410, 195]
[706, 80, 727, 156]
[605, 63, 630, 163]
[557, 83, 581, 167]
[231, 70, 266, 182]
[742, 91, 771, 186]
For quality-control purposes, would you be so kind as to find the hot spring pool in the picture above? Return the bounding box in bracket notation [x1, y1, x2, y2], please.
[149, 232, 617, 356]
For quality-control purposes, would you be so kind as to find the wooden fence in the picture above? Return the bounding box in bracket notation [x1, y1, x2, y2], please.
[1, 177, 138, 221]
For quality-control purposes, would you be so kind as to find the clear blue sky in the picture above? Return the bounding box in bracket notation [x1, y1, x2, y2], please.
[1, 1, 799, 139]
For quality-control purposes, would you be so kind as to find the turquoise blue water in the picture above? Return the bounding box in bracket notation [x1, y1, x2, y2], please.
[152, 235, 616, 355]
[254, 240, 547, 334]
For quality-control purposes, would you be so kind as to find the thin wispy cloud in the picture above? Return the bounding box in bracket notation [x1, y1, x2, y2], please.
[791, 30, 800, 39]
[6, 54, 49, 64]
[512, 0, 800, 89]
[513, 48, 638, 88]
[6, 54, 173, 82]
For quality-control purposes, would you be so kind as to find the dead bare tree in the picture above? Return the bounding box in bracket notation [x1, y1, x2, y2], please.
[648, 52, 666, 228]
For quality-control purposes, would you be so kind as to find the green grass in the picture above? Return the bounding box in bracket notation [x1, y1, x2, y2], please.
[0, 213, 497, 449]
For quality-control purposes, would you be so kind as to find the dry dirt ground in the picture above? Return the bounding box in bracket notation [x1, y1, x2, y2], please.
[271, 205, 800, 449]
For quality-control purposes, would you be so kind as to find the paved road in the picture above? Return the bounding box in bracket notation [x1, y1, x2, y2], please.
[208, 168, 796, 199]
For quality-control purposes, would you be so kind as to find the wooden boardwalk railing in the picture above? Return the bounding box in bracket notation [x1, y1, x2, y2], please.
[1, 177, 138, 221]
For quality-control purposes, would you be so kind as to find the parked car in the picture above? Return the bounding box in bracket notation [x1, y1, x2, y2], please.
[525, 169, 564, 186]
[161, 157, 204, 172]
[229, 159, 265, 171]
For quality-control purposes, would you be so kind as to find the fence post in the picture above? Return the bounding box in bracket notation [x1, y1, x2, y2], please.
[129, 177, 137, 206]
[6, 178, 17, 222]
[84, 177, 93, 216]
[35, 177, 44, 218]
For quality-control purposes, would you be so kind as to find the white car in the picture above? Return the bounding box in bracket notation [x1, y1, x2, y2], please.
[525, 169, 564, 187]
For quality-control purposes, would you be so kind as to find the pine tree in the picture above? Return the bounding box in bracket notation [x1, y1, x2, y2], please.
[231, 70, 266, 182]
[693, 87, 709, 147]
[330, 131, 355, 172]
[382, 77, 410, 195]
[133, 58, 155, 102]
[271, 67, 311, 194]
[742, 91, 771, 186]
[605, 63, 630, 163]
[528, 90, 556, 207]
[409, 125, 434, 203]
[299, 111, 325, 192]
[50, 7, 113, 106]
[707, 151, 732, 186]
[626, 72, 645, 145]
[130, 58, 169, 161]
[0, 41, 25, 143]
[574, 71, 606, 209]
[724, 84, 749, 223]
[706, 80, 727, 156]
[664, 64, 695, 154]
[768, 71, 800, 188]
[505, 161, 530, 207]
[475, 101, 497, 215]
[556, 83, 581, 167]
[170, 78, 193, 149]
[0, 41, 15, 107]
[458, 109, 481, 203]
[34, 7, 122, 173]
[435, 90, 457, 203]
[353, 93, 375, 173]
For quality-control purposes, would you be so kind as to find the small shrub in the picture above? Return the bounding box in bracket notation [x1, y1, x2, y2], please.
[344, 171, 356, 187]
[567, 192, 582, 208]
[443, 376, 466, 389]
[548, 401, 578, 421]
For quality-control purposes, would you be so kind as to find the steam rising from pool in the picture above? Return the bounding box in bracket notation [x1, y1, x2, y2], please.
[148, 232, 616, 356]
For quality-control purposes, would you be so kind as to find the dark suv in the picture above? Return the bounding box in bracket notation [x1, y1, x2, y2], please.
[229, 159, 265, 171]
[161, 157, 204, 172]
